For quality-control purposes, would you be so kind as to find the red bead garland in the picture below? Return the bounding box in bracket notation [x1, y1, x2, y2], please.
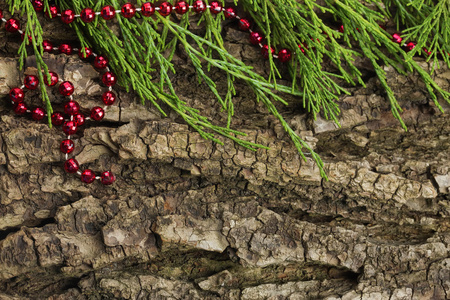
[81, 8, 95, 23]
[44, 71, 59, 86]
[64, 100, 80, 115]
[61, 9, 75, 24]
[175, 1, 189, 15]
[51, 112, 65, 126]
[64, 158, 79, 173]
[193, 1, 206, 13]
[31, 107, 45, 121]
[59, 81, 75, 96]
[60, 139, 75, 154]
[81, 169, 96, 184]
[101, 171, 116, 185]
[9, 87, 24, 103]
[24, 75, 39, 90]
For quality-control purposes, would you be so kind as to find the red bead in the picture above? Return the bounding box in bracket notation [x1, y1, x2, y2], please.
[298, 43, 307, 54]
[250, 32, 263, 45]
[81, 8, 95, 23]
[141, 2, 155, 16]
[210, 1, 222, 14]
[101, 5, 116, 20]
[62, 121, 77, 135]
[73, 113, 85, 126]
[392, 33, 403, 44]
[64, 158, 79, 173]
[261, 45, 275, 59]
[102, 72, 117, 86]
[45, 5, 58, 19]
[60, 139, 75, 154]
[51, 112, 64, 126]
[102, 91, 116, 105]
[101, 171, 116, 185]
[32, 107, 45, 121]
[239, 18, 251, 31]
[193, 1, 206, 13]
[224, 7, 236, 19]
[24, 75, 39, 90]
[94, 56, 109, 69]
[21, 33, 33, 43]
[338, 25, 344, 33]
[64, 101, 80, 115]
[0, 9, 2, 19]
[78, 47, 93, 59]
[278, 49, 291, 62]
[59, 44, 73, 55]
[423, 47, 432, 56]
[405, 41, 416, 52]
[32, 0, 44, 11]
[9, 88, 24, 103]
[175, 1, 189, 14]
[43, 40, 53, 52]
[159, 2, 172, 17]
[81, 169, 96, 184]
[61, 9, 75, 24]
[44, 71, 59, 86]
[90, 107, 105, 121]
[59, 81, 75, 96]
[121, 3, 136, 18]
[14, 102, 27, 115]
[5, 19, 21, 33]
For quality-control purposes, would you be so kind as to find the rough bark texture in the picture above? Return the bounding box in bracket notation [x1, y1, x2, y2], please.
[0, 3, 450, 300]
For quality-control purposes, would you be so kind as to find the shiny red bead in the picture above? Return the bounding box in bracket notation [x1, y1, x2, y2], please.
[5, 19, 21, 33]
[44, 71, 59, 86]
[61, 9, 75, 24]
[32, 107, 45, 121]
[64, 158, 79, 173]
[0, 9, 2, 19]
[239, 18, 251, 31]
[121, 3, 136, 18]
[102, 72, 117, 86]
[261, 45, 275, 59]
[423, 47, 432, 56]
[43, 40, 53, 52]
[210, 1, 222, 14]
[64, 101, 80, 115]
[60, 139, 75, 154]
[224, 7, 236, 19]
[175, 1, 189, 14]
[193, 1, 206, 13]
[90, 107, 105, 121]
[101, 171, 116, 185]
[59, 81, 75, 96]
[339, 25, 344, 33]
[102, 91, 116, 105]
[9, 88, 24, 103]
[24, 75, 39, 90]
[63, 121, 77, 135]
[14, 102, 27, 115]
[51, 112, 64, 126]
[32, 0, 44, 11]
[81, 169, 96, 184]
[59, 44, 73, 55]
[249, 32, 263, 45]
[45, 5, 58, 18]
[101, 5, 116, 20]
[78, 47, 93, 59]
[21, 33, 33, 43]
[278, 49, 291, 62]
[73, 113, 85, 126]
[392, 33, 402, 44]
[159, 2, 172, 17]
[405, 41, 416, 52]
[141, 2, 155, 16]
[81, 8, 95, 23]
[94, 56, 109, 69]
[298, 43, 307, 54]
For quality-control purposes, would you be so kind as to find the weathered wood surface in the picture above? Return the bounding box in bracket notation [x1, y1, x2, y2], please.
[0, 4, 449, 299]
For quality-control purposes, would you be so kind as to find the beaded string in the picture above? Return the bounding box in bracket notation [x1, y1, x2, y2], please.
[0, 1, 434, 186]
[1, 9, 117, 184]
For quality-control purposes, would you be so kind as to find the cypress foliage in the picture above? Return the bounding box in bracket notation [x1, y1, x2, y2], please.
[7, 0, 450, 179]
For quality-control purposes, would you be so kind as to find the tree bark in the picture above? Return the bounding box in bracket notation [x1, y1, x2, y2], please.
[0, 5, 449, 300]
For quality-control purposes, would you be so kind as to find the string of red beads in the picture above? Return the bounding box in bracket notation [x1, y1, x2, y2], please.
[1, 9, 118, 184]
